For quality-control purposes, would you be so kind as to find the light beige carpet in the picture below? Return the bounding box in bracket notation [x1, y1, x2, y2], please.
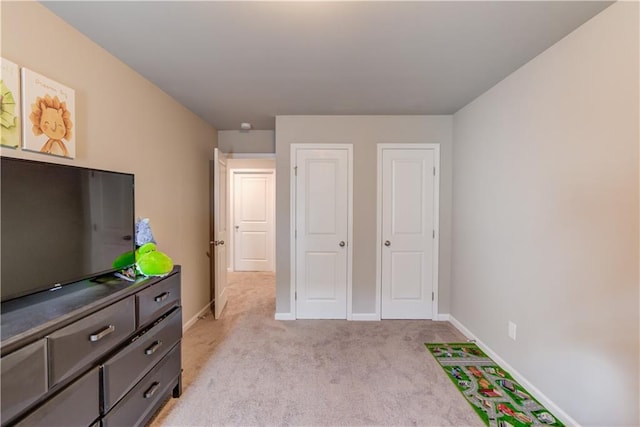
[152, 272, 481, 426]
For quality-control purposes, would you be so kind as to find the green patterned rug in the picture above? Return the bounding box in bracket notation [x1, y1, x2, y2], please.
[425, 343, 564, 427]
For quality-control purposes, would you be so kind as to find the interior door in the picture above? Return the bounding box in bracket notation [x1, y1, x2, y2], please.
[295, 147, 350, 319]
[212, 148, 228, 319]
[381, 147, 436, 319]
[233, 171, 274, 272]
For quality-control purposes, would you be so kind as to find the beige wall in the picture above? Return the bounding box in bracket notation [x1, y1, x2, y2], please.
[218, 130, 275, 154]
[275, 116, 453, 316]
[451, 2, 638, 425]
[1, 2, 218, 326]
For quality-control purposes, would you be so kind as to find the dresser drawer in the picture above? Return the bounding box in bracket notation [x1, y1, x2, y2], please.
[101, 307, 182, 412]
[15, 367, 99, 427]
[1, 339, 47, 424]
[102, 344, 181, 427]
[48, 297, 135, 386]
[136, 273, 180, 327]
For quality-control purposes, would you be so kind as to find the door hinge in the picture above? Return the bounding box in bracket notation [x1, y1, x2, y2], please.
[432, 230, 435, 238]
[295, 230, 297, 239]
[294, 166, 298, 176]
[432, 292, 435, 301]
[433, 167, 436, 176]
[295, 291, 297, 300]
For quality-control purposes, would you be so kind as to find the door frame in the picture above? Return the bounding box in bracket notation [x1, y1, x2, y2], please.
[229, 168, 276, 272]
[290, 143, 354, 320]
[375, 143, 440, 320]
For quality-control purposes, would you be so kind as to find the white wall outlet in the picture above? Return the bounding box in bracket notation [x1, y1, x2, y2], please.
[508, 321, 517, 340]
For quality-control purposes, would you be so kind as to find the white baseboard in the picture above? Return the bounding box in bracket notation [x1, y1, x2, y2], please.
[274, 312, 296, 320]
[227, 153, 275, 159]
[448, 315, 580, 427]
[183, 302, 212, 332]
[434, 313, 450, 321]
[352, 313, 380, 321]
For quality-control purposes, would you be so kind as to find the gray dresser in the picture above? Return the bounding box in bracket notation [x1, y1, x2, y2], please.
[0, 267, 182, 426]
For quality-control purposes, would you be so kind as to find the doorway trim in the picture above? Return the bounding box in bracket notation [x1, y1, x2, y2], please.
[375, 143, 440, 320]
[290, 143, 354, 320]
[229, 168, 276, 272]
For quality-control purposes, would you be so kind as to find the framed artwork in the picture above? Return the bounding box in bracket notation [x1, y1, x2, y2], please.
[22, 68, 75, 158]
[1, 58, 21, 149]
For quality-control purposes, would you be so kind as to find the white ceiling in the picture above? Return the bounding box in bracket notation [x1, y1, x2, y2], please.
[43, 1, 612, 130]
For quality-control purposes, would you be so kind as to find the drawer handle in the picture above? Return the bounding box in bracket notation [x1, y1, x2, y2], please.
[144, 381, 160, 399]
[154, 292, 170, 303]
[89, 325, 115, 342]
[145, 340, 163, 355]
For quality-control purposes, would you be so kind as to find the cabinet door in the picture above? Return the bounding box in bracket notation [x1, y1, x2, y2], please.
[1, 339, 47, 424]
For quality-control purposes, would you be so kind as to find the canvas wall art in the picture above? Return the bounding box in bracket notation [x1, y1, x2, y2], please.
[1, 58, 21, 149]
[22, 68, 75, 158]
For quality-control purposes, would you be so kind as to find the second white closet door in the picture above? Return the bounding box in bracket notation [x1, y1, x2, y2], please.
[381, 148, 435, 319]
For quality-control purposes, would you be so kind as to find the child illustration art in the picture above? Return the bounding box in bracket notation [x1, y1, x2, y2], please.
[28, 94, 73, 157]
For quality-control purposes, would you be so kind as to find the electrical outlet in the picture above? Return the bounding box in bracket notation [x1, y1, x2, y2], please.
[508, 321, 517, 340]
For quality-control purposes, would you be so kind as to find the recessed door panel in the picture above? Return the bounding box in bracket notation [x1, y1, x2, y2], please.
[241, 177, 267, 221]
[390, 251, 423, 300]
[306, 160, 338, 235]
[305, 252, 338, 300]
[392, 160, 424, 235]
[239, 231, 267, 260]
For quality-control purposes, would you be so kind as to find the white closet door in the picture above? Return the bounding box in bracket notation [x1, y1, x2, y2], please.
[295, 148, 350, 319]
[381, 147, 436, 319]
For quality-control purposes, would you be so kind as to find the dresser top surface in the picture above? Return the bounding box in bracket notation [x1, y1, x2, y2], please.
[1, 267, 180, 355]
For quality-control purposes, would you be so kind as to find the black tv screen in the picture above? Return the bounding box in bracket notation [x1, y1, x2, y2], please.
[1, 157, 135, 302]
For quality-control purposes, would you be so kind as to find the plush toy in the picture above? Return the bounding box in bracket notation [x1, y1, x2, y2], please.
[136, 217, 156, 246]
[112, 218, 173, 277]
[135, 242, 173, 277]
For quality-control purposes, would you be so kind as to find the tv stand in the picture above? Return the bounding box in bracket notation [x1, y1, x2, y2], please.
[0, 267, 183, 426]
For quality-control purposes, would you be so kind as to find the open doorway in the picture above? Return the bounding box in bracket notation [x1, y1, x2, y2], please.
[226, 157, 276, 274]
[210, 154, 276, 320]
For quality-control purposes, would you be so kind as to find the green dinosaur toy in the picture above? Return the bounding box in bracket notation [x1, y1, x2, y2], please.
[112, 219, 173, 277]
[135, 243, 174, 277]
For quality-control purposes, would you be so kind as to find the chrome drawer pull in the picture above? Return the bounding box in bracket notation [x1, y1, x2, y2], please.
[144, 382, 160, 399]
[89, 324, 115, 342]
[154, 292, 170, 303]
[145, 340, 163, 355]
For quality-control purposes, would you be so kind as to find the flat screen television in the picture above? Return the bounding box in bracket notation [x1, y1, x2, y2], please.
[1, 157, 135, 302]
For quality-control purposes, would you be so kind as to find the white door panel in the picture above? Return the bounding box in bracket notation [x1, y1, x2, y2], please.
[234, 172, 274, 271]
[295, 148, 350, 319]
[390, 252, 424, 299]
[381, 148, 436, 319]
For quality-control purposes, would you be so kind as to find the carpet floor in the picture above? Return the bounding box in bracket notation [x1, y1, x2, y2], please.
[151, 272, 482, 426]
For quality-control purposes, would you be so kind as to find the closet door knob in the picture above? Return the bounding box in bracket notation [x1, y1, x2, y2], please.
[339, 241, 346, 247]
[384, 240, 391, 247]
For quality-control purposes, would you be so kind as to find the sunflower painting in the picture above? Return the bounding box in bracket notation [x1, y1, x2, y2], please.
[22, 68, 75, 158]
[1, 58, 21, 149]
